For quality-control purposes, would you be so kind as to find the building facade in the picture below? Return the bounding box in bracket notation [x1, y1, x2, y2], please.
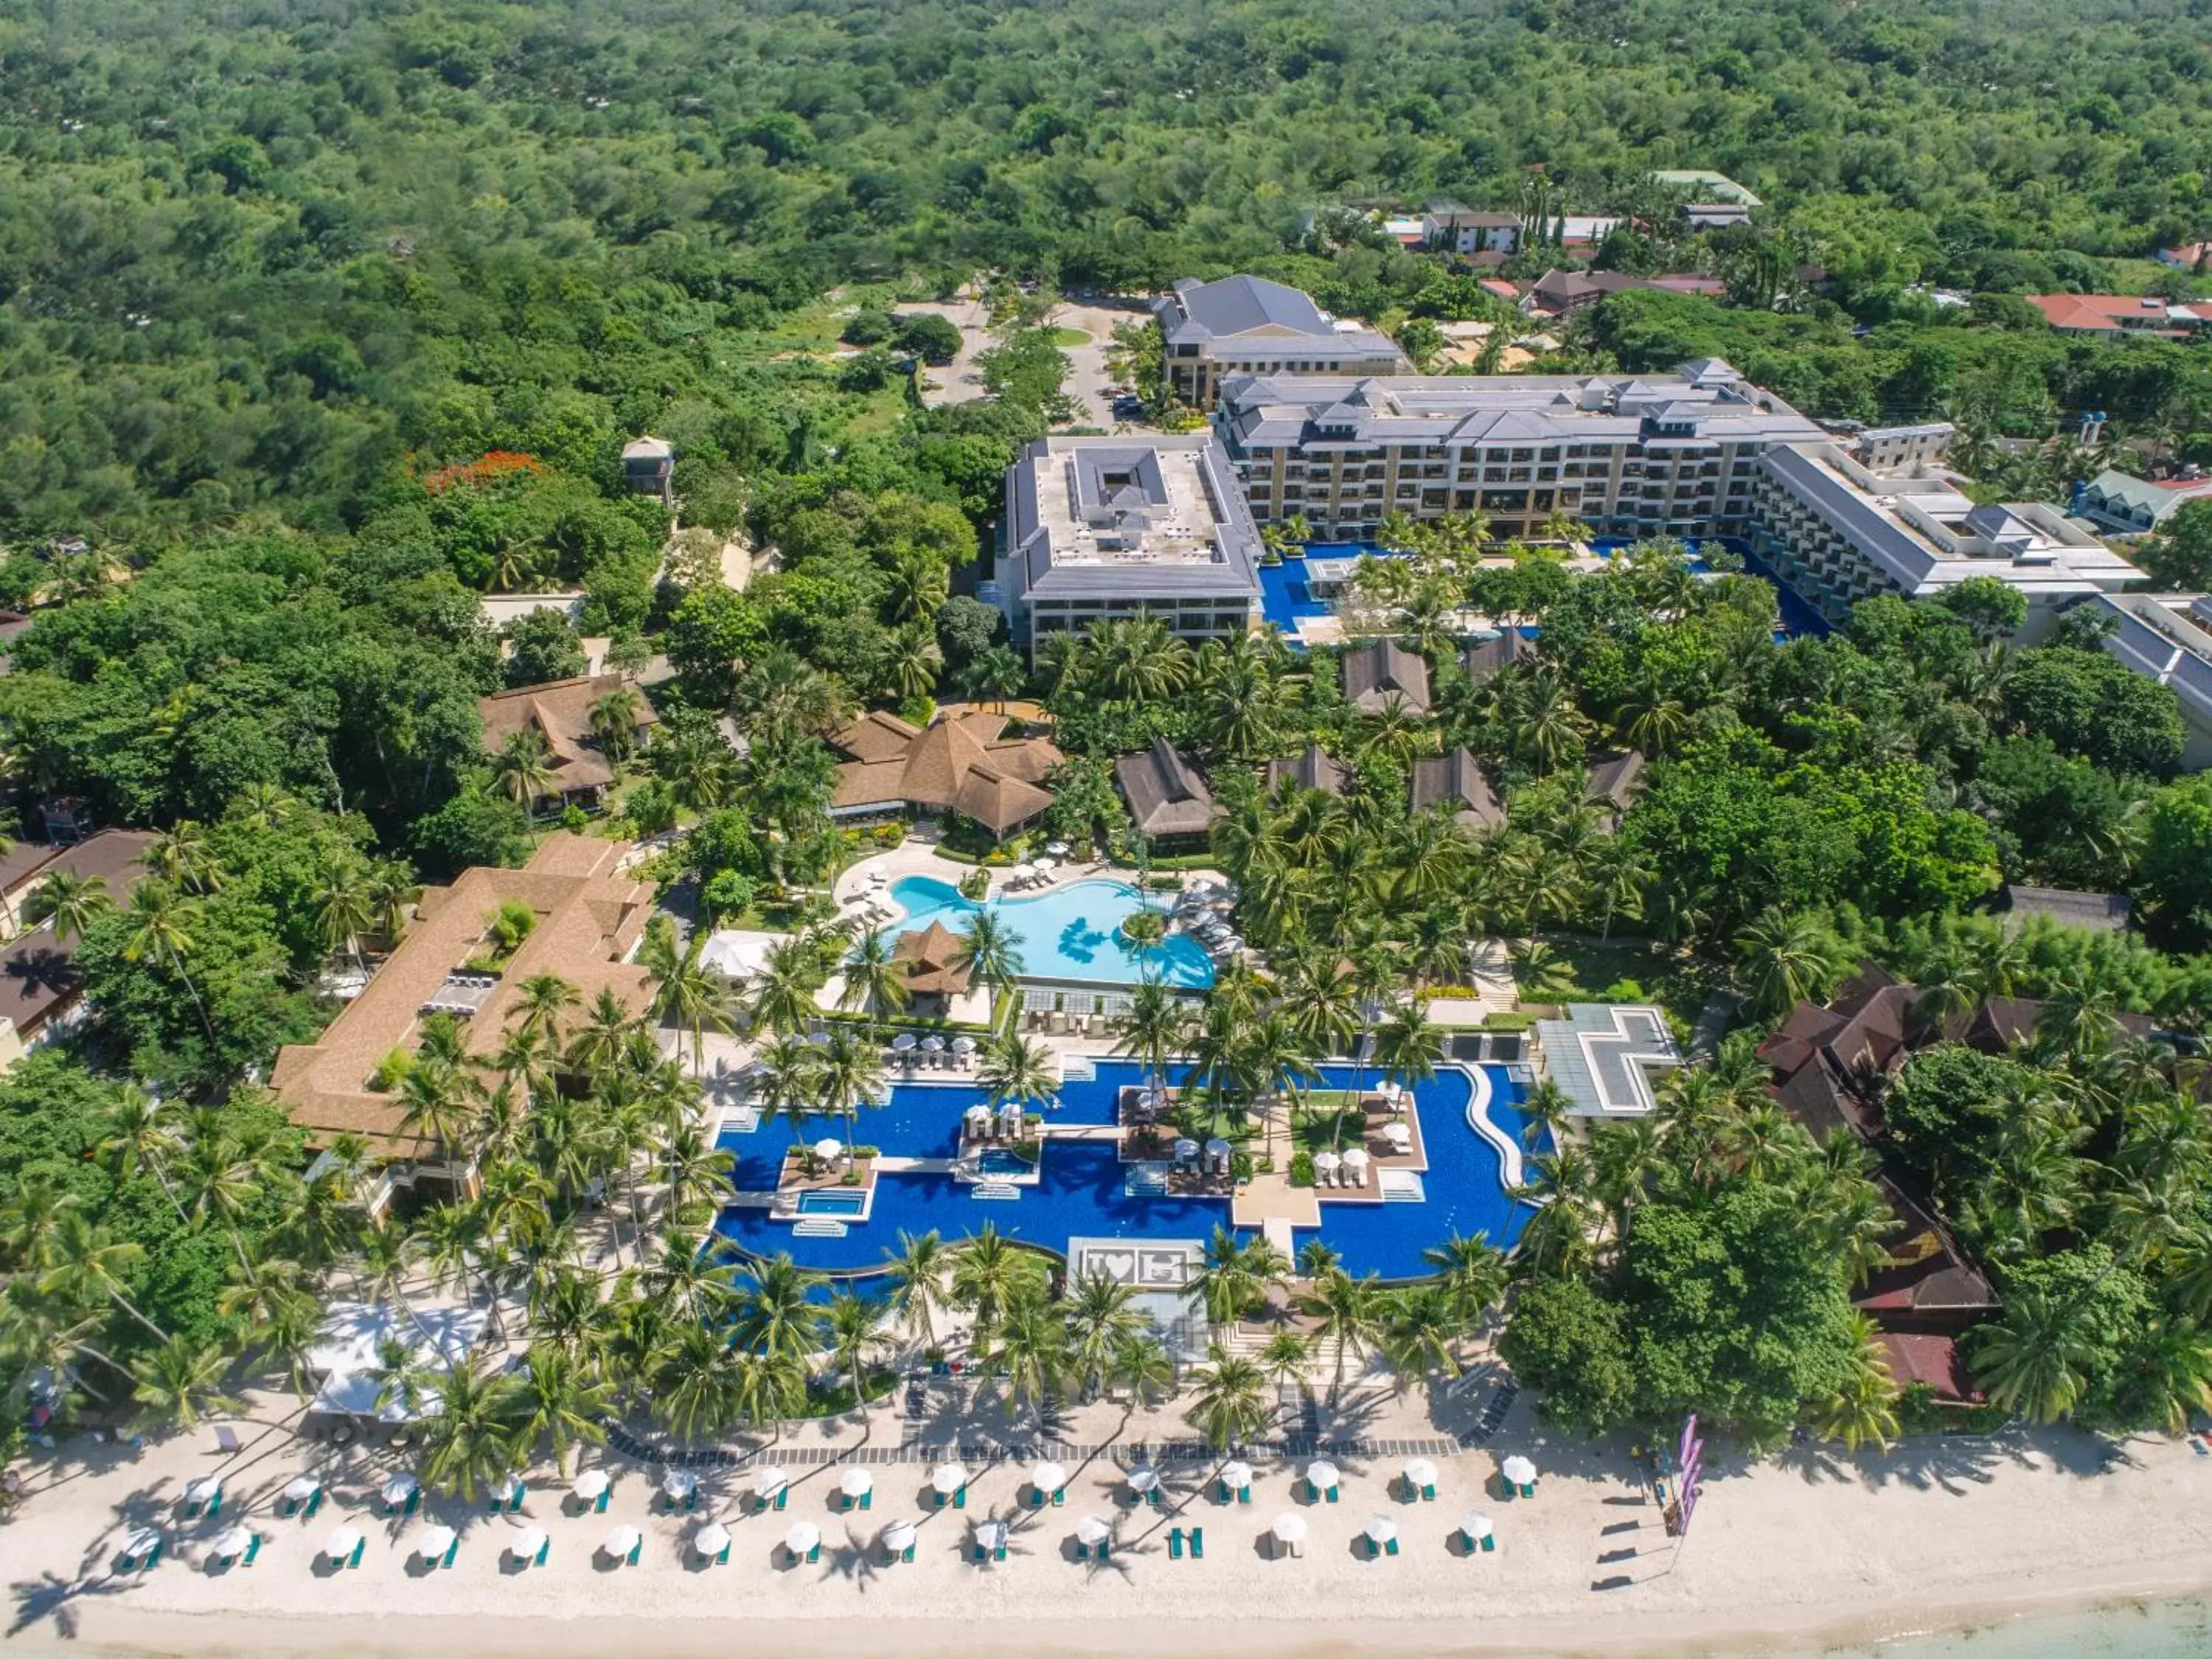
[1216, 357, 1823, 542]
[1749, 442, 2143, 635]
[998, 436, 1263, 656]
[2073, 467, 2212, 536]
[1155, 275, 1407, 410]
[2093, 591, 2212, 768]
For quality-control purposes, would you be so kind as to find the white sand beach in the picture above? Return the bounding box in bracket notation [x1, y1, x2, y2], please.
[7, 1379, 2212, 1659]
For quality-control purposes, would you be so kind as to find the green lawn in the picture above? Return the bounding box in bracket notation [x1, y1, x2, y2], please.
[1048, 326, 1092, 347]
[1526, 937, 1718, 1032]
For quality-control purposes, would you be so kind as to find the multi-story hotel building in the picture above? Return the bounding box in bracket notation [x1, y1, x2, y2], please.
[997, 435, 1263, 657]
[1155, 275, 1408, 410]
[1216, 358, 1825, 541]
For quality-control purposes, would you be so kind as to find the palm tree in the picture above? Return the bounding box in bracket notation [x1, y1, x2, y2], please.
[97, 1086, 189, 1223]
[1256, 1329, 1313, 1403]
[1189, 1226, 1286, 1328]
[366, 862, 423, 950]
[888, 622, 943, 703]
[1380, 1285, 1470, 1387]
[979, 1030, 1056, 1113]
[2126, 1321, 2212, 1433]
[1186, 1344, 1271, 1447]
[398, 1062, 479, 1165]
[1116, 976, 1194, 1095]
[883, 1228, 954, 1351]
[130, 1336, 241, 1432]
[38, 1212, 169, 1345]
[1422, 1234, 1507, 1329]
[952, 910, 1024, 1006]
[950, 1222, 1044, 1348]
[813, 1024, 885, 1166]
[1298, 1267, 1389, 1402]
[1735, 908, 1849, 1021]
[504, 1341, 611, 1478]
[313, 855, 376, 973]
[745, 934, 827, 1039]
[513, 972, 580, 1047]
[422, 1360, 522, 1501]
[990, 1285, 1070, 1433]
[650, 1323, 740, 1443]
[732, 1252, 824, 1361]
[589, 686, 645, 762]
[1970, 1286, 2097, 1423]
[1062, 1268, 1147, 1399]
[145, 819, 223, 894]
[120, 882, 215, 1043]
[644, 923, 741, 1066]
[838, 928, 911, 1022]
[821, 1289, 891, 1415]
[491, 726, 557, 819]
[1811, 1314, 1901, 1452]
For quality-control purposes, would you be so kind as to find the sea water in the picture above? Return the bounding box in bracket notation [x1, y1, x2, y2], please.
[1815, 1596, 2212, 1658]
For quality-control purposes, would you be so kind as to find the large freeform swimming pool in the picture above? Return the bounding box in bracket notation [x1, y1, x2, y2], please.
[712, 1059, 1541, 1281]
[886, 874, 1214, 989]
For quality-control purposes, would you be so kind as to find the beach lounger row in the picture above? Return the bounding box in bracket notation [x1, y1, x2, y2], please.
[1166, 1526, 1205, 1559]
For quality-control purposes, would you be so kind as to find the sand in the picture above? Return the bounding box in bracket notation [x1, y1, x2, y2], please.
[7, 1378, 2211, 1659]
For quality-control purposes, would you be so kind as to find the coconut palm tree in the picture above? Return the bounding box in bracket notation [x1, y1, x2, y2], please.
[313, 855, 377, 974]
[1422, 1234, 1507, 1328]
[732, 1252, 823, 1362]
[1298, 1267, 1389, 1402]
[120, 882, 215, 1043]
[821, 1288, 892, 1415]
[145, 819, 224, 895]
[745, 933, 828, 1039]
[366, 862, 423, 951]
[990, 1284, 1070, 1433]
[129, 1336, 242, 1432]
[1970, 1286, 2097, 1423]
[22, 869, 113, 944]
[422, 1360, 522, 1500]
[504, 1341, 611, 1478]
[979, 1030, 1056, 1113]
[38, 1211, 169, 1345]
[838, 928, 911, 1022]
[1380, 1284, 1470, 1387]
[644, 922, 742, 1066]
[651, 1322, 741, 1443]
[1811, 1314, 1902, 1452]
[1186, 1344, 1271, 1447]
[589, 686, 644, 762]
[813, 1024, 884, 1166]
[1189, 1226, 1286, 1328]
[1115, 976, 1194, 1095]
[883, 1228, 954, 1350]
[96, 1086, 189, 1223]
[490, 726, 557, 819]
[1735, 908, 1851, 1021]
[950, 1222, 1045, 1348]
[1062, 1268, 1147, 1399]
[952, 910, 1024, 1006]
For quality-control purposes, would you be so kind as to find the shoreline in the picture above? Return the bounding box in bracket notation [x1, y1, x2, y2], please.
[13, 1569, 2212, 1659]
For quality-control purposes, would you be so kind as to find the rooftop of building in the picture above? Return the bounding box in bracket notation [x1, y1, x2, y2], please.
[271, 833, 656, 1158]
[827, 709, 1062, 836]
[1155, 274, 1403, 363]
[1219, 358, 1823, 450]
[476, 674, 658, 798]
[1114, 740, 1222, 838]
[2026, 292, 2203, 334]
[1759, 442, 2145, 597]
[1005, 436, 1262, 601]
[1533, 1003, 1682, 1116]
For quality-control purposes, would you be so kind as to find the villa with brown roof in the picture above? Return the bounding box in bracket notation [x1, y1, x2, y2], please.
[477, 675, 658, 810]
[1115, 740, 1222, 844]
[1411, 748, 1505, 829]
[827, 709, 1062, 841]
[0, 829, 157, 1065]
[892, 920, 973, 1015]
[1341, 639, 1431, 716]
[1460, 630, 1536, 681]
[1264, 745, 1352, 798]
[271, 834, 655, 1178]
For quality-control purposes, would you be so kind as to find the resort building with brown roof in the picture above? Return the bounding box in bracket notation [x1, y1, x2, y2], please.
[271, 833, 656, 1180]
[891, 920, 974, 1016]
[826, 709, 1063, 841]
[1340, 638, 1431, 715]
[0, 828, 156, 1067]
[1410, 748, 1505, 829]
[1263, 745, 1352, 798]
[476, 675, 658, 811]
[1115, 740, 1223, 844]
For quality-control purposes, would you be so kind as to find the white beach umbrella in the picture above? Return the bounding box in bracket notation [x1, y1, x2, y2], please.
[1312, 1150, 1340, 1177]
[1342, 1147, 1371, 1173]
[509, 1526, 549, 1562]
[185, 1475, 222, 1506]
[571, 1469, 610, 1502]
[931, 1461, 968, 1497]
[787, 1520, 821, 1554]
[753, 1465, 790, 1501]
[1030, 1461, 1067, 1497]
[1500, 1455, 1537, 1487]
[1271, 1512, 1308, 1544]
[1306, 1458, 1340, 1491]
[1403, 1456, 1439, 1490]
[492, 1473, 525, 1505]
[1219, 1459, 1253, 1491]
[414, 1524, 456, 1560]
[882, 1520, 918, 1554]
[921, 1035, 945, 1052]
[891, 1032, 917, 1051]
[966, 1104, 992, 1124]
[695, 1522, 732, 1559]
[952, 1035, 976, 1054]
[662, 1469, 697, 1501]
[210, 1524, 254, 1560]
[1364, 1514, 1399, 1546]
[283, 1475, 321, 1505]
[974, 1519, 1009, 1551]
[122, 1525, 164, 1559]
[381, 1472, 417, 1507]
[604, 1524, 641, 1560]
[1173, 1137, 1200, 1161]
[840, 1468, 874, 1500]
[813, 1137, 843, 1163]
[1127, 1466, 1159, 1495]
[1034, 857, 1056, 874]
[1382, 1121, 1412, 1150]
[1074, 1514, 1112, 1547]
[1458, 1512, 1493, 1543]
[323, 1526, 364, 1561]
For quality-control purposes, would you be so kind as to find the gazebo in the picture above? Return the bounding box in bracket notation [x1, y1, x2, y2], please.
[893, 921, 974, 1016]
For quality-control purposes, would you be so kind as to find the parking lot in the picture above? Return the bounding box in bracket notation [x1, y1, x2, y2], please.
[901, 296, 1156, 430]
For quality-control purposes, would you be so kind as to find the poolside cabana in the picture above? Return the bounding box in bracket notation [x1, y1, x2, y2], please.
[893, 922, 973, 1018]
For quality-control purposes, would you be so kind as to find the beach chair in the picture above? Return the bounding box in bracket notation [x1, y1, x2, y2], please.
[807, 1542, 821, 1564]
[1516, 1481, 1535, 1499]
[1190, 1527, 1203, 1559]
[993, 1542, 1006, 1562]
[1169, 1528, 1183, 1560]
[508, 1487, 526, 1514]
[1237, 1484, 1251, 1505]
[535, 1537, 552, 1568]
[1481, 1532, 1495, 1553]
[243, 1533, 262, 1566]
[405, 1489, 422, 1517]
[1420, 1481, 1436, 1502]
[1097, 1540, 1110, 1560]
[594, 1489, 611, 1514]
[775, 1486, 789, 1510]
[901, 1543, 916, 1564]
[347, 1537, 365, 1570]
[1028, 1487, 1047, 1509]
[1051, 1486, 1063, 1507]
[625, 1535, 641, 1567]
[1385, 1536, 1399, 1557]
[971, 1544, 988, 1564]
[860, 1489, 873, 1510]
[305, 1489, 324, 1520]
[442, 1537, 459, 1570]
[952, 1487, 965, 1509]
[1074, 1542, 1088, 1562]
[712, 1540, 728, 1565]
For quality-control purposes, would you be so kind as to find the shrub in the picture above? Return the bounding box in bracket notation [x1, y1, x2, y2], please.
[369, 1047, 414, 1091]
[1289, 1150, 1315, 1187]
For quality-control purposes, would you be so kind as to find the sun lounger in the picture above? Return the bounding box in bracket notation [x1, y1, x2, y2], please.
[1190, 1526, 1203, 1558]
[347, 1537, 365, 1569]
[243, 1533, 261, 1566]
[1146, 1489, 1164, 1509]
[953, 1487, 965, 1509]
[1051, 1487, 1063, 1506]
[595, 1489, 611, 1514]
[712, 1540, 728, 1565]
[901, 1543, 916, 1563]
[536, 1536, 552, 1567]
[625, 1535, 641, 1566]
[1168, 1528, 1183, 1559]
[1385, 1536, 1399, 1557]
[1516, 1481, 1534, 1498]
[1420, 1482, 1436, 1501]
[442, 1537, 459, 1569]
[406, 1489, 421, 1517]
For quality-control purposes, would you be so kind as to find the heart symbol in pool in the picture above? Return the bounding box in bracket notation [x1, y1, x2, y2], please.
[1099, 1251, 1135, 1281]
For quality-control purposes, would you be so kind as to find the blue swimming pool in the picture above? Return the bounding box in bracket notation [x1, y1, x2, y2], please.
[886, 875, 1214, 990]
[712, 1059, 1542, 1281]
